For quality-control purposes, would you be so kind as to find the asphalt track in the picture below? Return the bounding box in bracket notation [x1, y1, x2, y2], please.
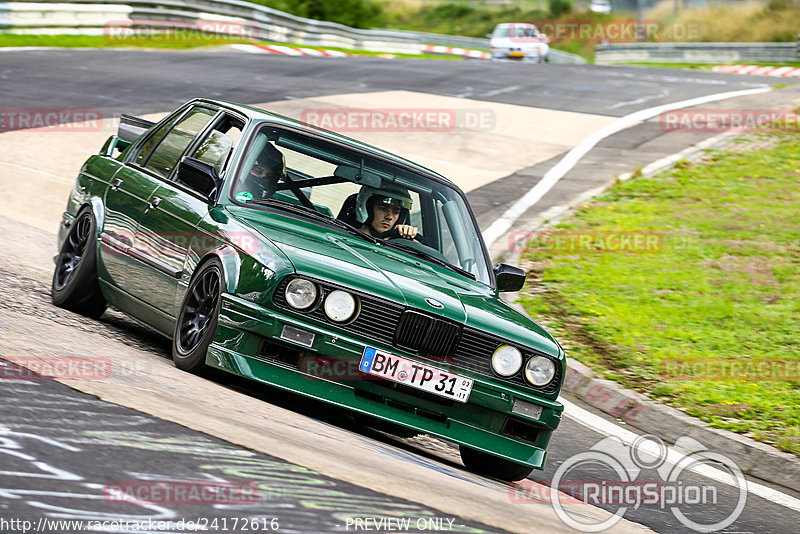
[2, 48, 800, 534]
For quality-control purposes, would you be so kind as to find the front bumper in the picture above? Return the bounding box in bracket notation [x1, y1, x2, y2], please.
[492, 48, 546, 61]
[209, 294, 564, 469]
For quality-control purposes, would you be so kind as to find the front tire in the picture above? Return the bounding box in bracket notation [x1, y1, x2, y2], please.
[172, 258, 223, 373]
[459, 445, 534, 482]
[51, 207, 107, 318]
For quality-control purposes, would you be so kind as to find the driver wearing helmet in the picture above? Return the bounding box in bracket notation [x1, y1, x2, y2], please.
[355, 184, 418, 240]
[237, 143, 286, 201]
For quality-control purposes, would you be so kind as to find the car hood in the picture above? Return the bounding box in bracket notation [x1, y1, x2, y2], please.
[229, 207, 561, 357]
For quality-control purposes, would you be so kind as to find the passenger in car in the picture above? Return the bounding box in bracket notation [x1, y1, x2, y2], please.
[238, 143, 286, 200]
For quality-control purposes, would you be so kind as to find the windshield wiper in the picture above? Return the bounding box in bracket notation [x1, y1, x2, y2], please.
[246, 199, 381, 244]
[383, 240, 477, 280]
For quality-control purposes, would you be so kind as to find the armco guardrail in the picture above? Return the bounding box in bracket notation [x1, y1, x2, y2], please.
[0, 0, 586, 63]
[596, 42, 798, 65]
[548, 48, 587, 65]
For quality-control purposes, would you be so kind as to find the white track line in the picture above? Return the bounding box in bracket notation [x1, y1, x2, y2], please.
[481, 86, 772, 248]
[0, 161, 69, 181]
[562, 398, 800, 513]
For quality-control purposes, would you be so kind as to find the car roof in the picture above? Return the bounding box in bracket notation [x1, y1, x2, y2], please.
[192, 98, 455, 187]
[495, 22, 536, 28]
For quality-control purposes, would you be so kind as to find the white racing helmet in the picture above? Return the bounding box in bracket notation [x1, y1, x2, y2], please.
[355, 183, 413, 225]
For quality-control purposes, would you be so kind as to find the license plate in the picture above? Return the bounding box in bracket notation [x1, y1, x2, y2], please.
[508, 51, 525, 58]
[359, 347, 473, 403]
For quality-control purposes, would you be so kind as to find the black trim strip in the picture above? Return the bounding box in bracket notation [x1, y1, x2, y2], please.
[127, 247, 183, 279]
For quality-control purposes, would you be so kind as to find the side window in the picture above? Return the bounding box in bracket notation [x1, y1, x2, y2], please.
[143, 107, 216, 178]
[133, 114, 181, 167]
[407, 190, 422, 229]
[189, 115, 243, 177]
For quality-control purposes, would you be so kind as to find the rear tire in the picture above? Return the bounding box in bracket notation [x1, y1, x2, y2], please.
[51, 207, 107, 318]
[459, 445, 534, 482]
[172, 258, 223, 373]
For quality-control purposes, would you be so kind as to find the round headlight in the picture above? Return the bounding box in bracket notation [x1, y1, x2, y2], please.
[324, 290, 357, 322]
[285, 278, 317, 310]
[525, 356, 556, 386]
[492, 344, 522, 377]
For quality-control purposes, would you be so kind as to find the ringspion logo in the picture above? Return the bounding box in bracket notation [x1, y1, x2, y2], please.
[543, 434, 747, 532]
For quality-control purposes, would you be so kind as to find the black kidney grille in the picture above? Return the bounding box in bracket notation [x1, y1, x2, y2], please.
[394, 310, 461, 358]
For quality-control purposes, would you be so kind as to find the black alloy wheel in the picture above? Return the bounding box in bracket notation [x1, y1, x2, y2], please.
[172, 259, 223, 372]
[51, 208, 107, 318]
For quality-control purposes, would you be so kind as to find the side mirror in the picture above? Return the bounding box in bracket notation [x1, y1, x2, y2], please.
[494, 263, 526, 292]
[177, 157, 222, 203]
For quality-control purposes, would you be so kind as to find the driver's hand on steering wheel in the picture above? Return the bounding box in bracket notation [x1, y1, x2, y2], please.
[395, 224, 418, 240]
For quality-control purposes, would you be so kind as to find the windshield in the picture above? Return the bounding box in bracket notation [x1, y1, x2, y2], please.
[230, 125, 492, 286]
[494, 24, 539, 39]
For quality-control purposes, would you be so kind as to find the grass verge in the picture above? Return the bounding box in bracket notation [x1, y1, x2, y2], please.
[0, 34, 465, 59]
[618, 62, 800, 69]
[519, 129, 800, 455]
[0, 34, 254, 49]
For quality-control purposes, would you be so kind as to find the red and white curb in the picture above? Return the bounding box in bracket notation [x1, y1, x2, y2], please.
[230, 44, 347, 57]
[421, 44, 490, 59]
[712, 64, 800, 77]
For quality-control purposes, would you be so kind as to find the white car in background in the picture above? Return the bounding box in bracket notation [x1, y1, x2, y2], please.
[590, 0, 612, 14]
[490, 23, 550, 63]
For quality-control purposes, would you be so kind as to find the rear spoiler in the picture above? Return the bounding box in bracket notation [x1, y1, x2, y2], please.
[118, 114, 155, 143]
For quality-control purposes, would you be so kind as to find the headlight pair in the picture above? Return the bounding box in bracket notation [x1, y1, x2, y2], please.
[284, 278, 358, 323]
[491, 344, 556, 387]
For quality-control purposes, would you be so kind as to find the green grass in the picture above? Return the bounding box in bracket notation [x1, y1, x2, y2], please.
[520, 129, 800, 455]
[650, 0, 800, 43]
[619, 62, 800, 69]
[0, 34, 465, 59]
[0, 34, 253, 49]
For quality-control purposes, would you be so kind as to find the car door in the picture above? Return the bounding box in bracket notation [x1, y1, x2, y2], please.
[129, 111, 243, 318]
[98, 110, 186, 288]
